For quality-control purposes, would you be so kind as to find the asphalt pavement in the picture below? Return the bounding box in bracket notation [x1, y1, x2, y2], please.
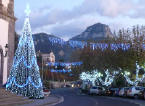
[51, 87, 141, 106]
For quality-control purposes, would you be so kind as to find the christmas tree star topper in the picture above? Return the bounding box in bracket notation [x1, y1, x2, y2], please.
[25, 4, 31, 17]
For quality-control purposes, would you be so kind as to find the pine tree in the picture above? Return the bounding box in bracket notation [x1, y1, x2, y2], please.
[6, 5, 44, 99]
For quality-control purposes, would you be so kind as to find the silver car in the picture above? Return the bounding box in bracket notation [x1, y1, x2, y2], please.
[89, 86, 105, 95]
[127, 86, 144, 99]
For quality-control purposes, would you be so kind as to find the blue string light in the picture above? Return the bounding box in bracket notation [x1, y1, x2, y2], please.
[6, 5, 44, 98]
[143, 44, 145, 50]
[6, 77, 42, 88]
[51, 69, 72, 73]
[48, 37, 144, 51]
[12, 56, 39, 69]
[47, 62, 82, 73]
[47, 62, 83, 67]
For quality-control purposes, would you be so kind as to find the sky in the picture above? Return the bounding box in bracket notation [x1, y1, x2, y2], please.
[15, 0, 145, 40]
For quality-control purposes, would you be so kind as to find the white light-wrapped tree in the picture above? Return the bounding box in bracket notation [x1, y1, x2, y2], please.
[124, 62, 145, 86]
[98, 69, 119, 87]
[80, 70, 99, 86]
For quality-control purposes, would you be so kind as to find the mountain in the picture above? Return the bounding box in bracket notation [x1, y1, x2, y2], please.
[70, 23, 114, 41]
[32, 33, 73, 62]
[32, 23, 114, 62]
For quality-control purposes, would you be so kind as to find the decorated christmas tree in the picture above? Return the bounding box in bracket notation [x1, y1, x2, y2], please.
[6, 5, 44, 99]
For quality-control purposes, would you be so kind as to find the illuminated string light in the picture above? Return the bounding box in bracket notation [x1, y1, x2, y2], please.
[69, 40, 87, 49]
[48, 37, 144, 51]
[47, 62, 83, 67]
[47, 62, 82, 73]
[80, 70, 100, 86]
[12, 56, 39, 69]
[6, 77, 42, 88]
[80, 72, 89, 81]
[143, 44, 145, 50]
[98, 70, 119, 87]
[6, 5, 44, 99]
[51, 69, 72, 73]
[80, 63, 145, 87]
[124, 62, 145, 86]
[80, 69, 120, 86]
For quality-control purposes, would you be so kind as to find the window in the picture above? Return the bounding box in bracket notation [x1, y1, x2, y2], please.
[92, 87, 97, 89]
[98, 87, 102, 90]
[135, 87, 143, 90]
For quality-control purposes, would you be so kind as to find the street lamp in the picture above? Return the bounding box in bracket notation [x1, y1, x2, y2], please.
[4, 44, 8, 57]
[42, 57, 44, 82]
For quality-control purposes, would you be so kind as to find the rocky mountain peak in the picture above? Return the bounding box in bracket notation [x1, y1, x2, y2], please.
[70, 23, 113, 41]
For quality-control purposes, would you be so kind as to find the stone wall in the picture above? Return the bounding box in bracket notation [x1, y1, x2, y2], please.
[0, 0, 16, 85]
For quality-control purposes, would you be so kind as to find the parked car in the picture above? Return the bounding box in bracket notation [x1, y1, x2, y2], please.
[66, 84, 71, 88]
[143, 88, 145, 99]
[89, 86, 105, 95]
[138, 88, 145, 99]
[114, 88, 121, 96]
[119, 87, 129, 97]
[105, 88, 119, 96]
[81, 81, 91, 94]
[127, 86, 145, 99]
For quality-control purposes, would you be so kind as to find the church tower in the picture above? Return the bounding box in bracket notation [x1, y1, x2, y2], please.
[0, 0, 16, 85]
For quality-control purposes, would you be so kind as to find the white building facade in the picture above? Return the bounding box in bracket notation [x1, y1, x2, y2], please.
[0, 0, 15, 85]
[41, 52, 55, 64]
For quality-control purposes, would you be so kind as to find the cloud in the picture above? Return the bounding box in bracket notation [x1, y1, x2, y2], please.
[15, 0, 145, 39]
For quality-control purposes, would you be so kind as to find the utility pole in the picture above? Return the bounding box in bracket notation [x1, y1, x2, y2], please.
[42, 57, 44, 82]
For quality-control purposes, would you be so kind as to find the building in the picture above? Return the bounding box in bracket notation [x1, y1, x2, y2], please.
[41, 52, 55, 64]
[0, 0, 16, 85]
[49, 52, 55, 62]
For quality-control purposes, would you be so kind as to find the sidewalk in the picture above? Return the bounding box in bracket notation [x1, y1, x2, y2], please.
[0, 88, 63, 106]
[20, 95, 64, 106]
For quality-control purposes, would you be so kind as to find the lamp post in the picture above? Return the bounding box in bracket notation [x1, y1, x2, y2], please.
[4, 44, 8, 57]
[42, 57, 44, 82]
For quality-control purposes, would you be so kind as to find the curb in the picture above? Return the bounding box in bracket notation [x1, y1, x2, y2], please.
[19, 95, 64, 106]
[104, 96, 145, 106]
[49, 95, 64, 106]
[44, 91, 51, 97]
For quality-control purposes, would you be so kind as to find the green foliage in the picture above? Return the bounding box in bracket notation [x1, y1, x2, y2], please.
[71, 26, 145, 75]
[114, 74, 126, 87]
[43, 81, 51, 89]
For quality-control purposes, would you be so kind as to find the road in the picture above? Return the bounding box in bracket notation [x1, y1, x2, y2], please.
[51, 88, 141, 106]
